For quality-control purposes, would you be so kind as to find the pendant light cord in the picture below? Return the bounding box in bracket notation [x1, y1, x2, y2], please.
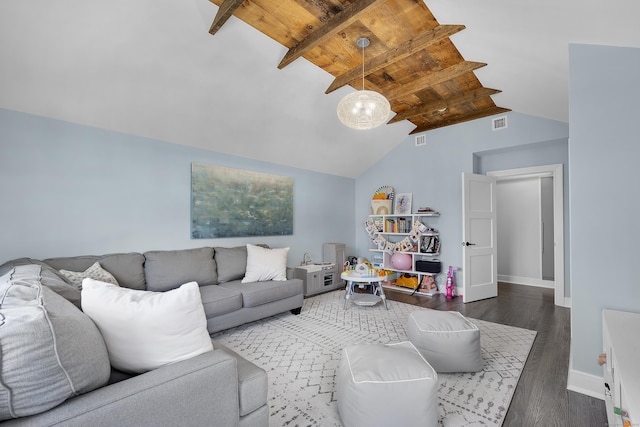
[361, 43, 365, 91]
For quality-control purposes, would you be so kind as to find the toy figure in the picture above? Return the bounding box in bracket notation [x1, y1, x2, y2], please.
[446, 266, 456, 299]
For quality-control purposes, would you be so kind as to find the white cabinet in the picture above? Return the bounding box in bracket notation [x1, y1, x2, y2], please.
[602, 309, 640, 427]
[365, 213, 441, 296]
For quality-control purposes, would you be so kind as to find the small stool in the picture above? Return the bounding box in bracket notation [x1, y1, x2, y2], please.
[407, 309, 482, 373]
[336, 341, 438, 427]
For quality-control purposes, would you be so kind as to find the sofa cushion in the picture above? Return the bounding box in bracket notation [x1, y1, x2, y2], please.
[214, 245, 249, 283]
[81, 279, 213, 374]
[214, 244, 270, 283]
[59, 261, 119, 286]
[242, 244, 289, 283]
[144, 247, 217, 292]
[0, 266, 111, 421]
[218, 279, 302, 308]
[198, 285, 243, 318]
[44, 253, 146, 290]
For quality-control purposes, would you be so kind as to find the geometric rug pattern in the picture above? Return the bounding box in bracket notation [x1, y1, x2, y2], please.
[212, 290, 536, 426]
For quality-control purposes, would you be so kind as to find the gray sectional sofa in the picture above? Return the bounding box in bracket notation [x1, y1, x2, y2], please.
[0, 245, 304, 426]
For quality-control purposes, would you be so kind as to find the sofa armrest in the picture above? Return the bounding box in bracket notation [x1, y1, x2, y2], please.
[3, 349, 240, 427]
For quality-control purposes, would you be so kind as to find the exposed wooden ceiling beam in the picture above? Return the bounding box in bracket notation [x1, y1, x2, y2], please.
[409, 107, 511, 134]
[385, 61, 486, 101]
[209, 0, 245, 36]
[205, 0, 508, 135]
[388, 87, 501, 124]
[325, 24, 466, 94]
[277, 0, 386, 69]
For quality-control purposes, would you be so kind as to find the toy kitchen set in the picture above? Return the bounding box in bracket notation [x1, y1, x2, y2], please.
[293, 243, 346, 297]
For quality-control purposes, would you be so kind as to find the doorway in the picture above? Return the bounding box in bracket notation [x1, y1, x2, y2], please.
[488, 164, 566, 307]
[494, 175, 554, 285]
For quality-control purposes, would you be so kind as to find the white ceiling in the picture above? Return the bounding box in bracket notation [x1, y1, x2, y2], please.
[1, 0, 639, 178]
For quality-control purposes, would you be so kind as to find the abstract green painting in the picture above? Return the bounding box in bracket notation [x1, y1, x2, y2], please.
[191, 163, 293, 238]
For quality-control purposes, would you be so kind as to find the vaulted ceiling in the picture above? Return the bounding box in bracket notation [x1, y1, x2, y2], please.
[207, 0, 510, 134]
[1, 1, 639, 178]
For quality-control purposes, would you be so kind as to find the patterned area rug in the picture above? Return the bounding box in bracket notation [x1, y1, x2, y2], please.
[212, 290, 536, 426]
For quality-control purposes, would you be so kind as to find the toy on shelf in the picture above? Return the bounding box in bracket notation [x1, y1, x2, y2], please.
[390, 252, 412, 270]
[418, 274, 439, 296]
[445, 266, 456, 299]
[370, 185, 394, 215]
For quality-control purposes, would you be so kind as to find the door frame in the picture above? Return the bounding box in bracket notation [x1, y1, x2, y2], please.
[488, 164, 566, 307]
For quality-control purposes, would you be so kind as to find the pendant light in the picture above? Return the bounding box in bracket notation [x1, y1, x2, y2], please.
[337, 37, 391, 130]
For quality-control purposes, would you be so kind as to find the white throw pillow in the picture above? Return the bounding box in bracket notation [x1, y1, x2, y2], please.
[59, 261, 119, 287]
[242, 244, 289, 283]
[81, 279, 213, 374]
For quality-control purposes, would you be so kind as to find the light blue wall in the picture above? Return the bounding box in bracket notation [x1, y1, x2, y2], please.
[0, 108, 355, 266]
[355, 112, 569, 290]
[569, 44, 640, 377]
[474, 139, 570, 296]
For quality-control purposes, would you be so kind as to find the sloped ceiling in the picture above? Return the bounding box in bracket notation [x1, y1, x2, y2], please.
[206, 0, 510, 133]
[1, 1, 639, 178]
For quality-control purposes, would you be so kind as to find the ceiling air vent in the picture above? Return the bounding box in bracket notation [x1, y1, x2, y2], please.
[415, 134, 426, 147]
[492, 116, 508, 131]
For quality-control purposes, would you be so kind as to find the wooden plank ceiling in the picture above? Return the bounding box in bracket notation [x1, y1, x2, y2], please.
[208, 0, 510, 134]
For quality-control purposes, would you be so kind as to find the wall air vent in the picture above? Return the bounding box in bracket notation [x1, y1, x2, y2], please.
[415, 134, 426, 147]
[492, 116, 508, 131]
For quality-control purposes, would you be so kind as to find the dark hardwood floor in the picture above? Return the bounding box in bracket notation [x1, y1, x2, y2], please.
[385, 282, 608, 427]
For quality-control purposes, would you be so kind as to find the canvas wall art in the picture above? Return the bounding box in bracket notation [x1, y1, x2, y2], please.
[191, 163, 293, 238]
[394, 193, 412, 215]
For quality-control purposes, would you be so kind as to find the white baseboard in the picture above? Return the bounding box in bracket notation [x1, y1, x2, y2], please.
[454, 285, 570, 306]
[567, 369, 604, 400]
[498, 274, 555, 289]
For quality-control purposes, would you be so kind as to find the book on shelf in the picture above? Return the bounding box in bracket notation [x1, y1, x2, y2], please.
[416, 208, 439, 215]
[397, 217, 408, 233]
[385, 219, 396, 233]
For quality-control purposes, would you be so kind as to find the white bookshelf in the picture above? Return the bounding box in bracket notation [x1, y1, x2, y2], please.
[366, 213, 441, 296]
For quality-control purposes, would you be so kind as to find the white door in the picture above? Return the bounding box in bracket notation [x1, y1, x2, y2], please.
[462, 173, 497, 303]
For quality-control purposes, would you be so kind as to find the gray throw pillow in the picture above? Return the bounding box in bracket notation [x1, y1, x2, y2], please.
[38, 265, 83, 308]
[0, 258, 38, 277]
[44, 253, 146, 290]
[0, 265, 111, 421]
[59, 261, 119, 287]
[0, 260, 81, 307]
[144, 247, 217, 292]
